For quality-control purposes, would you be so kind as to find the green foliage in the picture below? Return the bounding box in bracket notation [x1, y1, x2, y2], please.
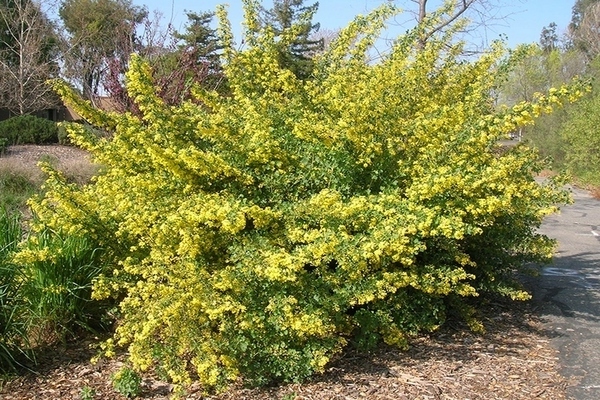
[30, 0, 587, 391]
[0, 137, 7, 154]
[560, 86, 600, 186]
[111, 366, 142, 398]
[80, 385, 96, 400]
[0, 209, 30, 372]
[0, 167, 39, 212]
[14, 227, 109, 343]
[0, 115, 58, 145]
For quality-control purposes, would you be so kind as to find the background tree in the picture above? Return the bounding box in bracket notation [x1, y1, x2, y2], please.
[103, 9, 225, 112]
[167, 10, 225, 97]
[540, 22, 559, 52]
[498, 41, 587, 164]
[261, 0, 323, 80]
[570, 0, 600, 31]
[570, 1, 600, 59]
[58, 0, 147, 101]
[393, 0, 505, 51]
[0, 0, 61, 115]
[560, 57, 600, 186]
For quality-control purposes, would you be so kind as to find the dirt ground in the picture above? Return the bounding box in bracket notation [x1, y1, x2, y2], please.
[0, 145, 576, 400]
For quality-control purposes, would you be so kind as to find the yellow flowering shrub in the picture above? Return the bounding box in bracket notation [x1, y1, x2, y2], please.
[27, 0, 586, 390]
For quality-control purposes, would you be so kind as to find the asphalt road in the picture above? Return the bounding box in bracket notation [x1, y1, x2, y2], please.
[530, 185, 600, 399]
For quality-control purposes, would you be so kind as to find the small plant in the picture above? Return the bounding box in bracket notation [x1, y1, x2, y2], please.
[112, 366, 142, 398]
[80, 385, 96, 400]
[0, 137, 7, 154]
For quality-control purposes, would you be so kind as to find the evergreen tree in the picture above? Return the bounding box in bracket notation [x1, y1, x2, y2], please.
[569, 0, 600, 57]
[172, 10, 225, 93]
[102, 9, 226, 111]
[540, 22, 559, 53]
[262, 0, 323, 80]
[570, 0, 600, 30]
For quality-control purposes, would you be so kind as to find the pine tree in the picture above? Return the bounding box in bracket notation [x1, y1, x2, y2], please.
[172, 10, 225, 92]
[262, 0, 323, 80]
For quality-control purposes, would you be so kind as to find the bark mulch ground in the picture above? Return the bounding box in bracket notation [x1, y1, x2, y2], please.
[1, 298, 574, 400]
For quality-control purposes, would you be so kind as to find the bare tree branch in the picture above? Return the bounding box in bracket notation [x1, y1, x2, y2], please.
[0, 0, 61, 115]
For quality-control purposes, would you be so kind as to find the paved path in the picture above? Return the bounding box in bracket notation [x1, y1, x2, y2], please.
[532, 185, 600, 399]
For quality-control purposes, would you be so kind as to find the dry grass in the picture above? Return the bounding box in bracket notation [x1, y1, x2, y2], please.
[0, 145, 98, 187]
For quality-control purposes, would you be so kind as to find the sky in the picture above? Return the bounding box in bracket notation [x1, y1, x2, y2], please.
[135, 0, 575, 50]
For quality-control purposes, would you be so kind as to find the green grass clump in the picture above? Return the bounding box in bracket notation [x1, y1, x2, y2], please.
[0, 167, 40, 212]
[0, 158, 108, 373]
[0, 209, 30, 373]
[17, 229, 109, 343]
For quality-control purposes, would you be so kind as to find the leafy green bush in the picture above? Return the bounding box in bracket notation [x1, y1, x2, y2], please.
[0, 137, 7, 154]
[57, 124, 69, 145]
[560, 88, 600, 186]
[27, 1, 585, 391]
[0, 115, 58, 145]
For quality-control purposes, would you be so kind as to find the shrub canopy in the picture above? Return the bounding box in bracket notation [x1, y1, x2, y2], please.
[26, 0, 585, 390]
[0, 115, 58, 145]
[560, 83, 600, 186]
